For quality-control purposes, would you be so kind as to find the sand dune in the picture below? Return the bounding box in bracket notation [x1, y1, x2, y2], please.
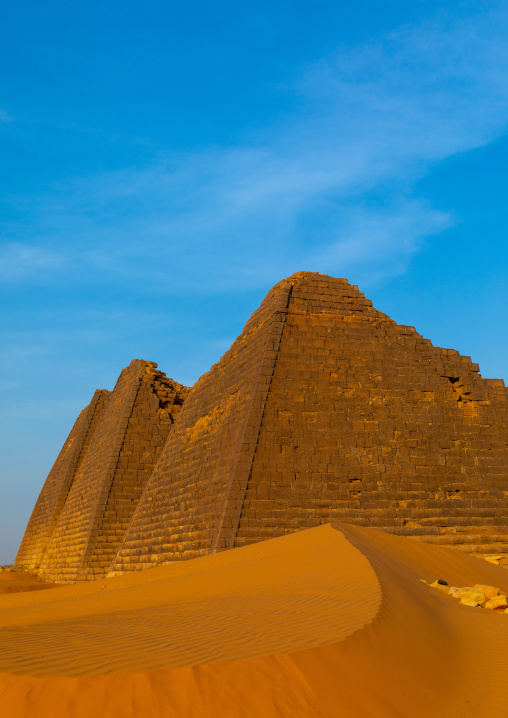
[0, 571, 56, 595]
[1, 524, 508, 716]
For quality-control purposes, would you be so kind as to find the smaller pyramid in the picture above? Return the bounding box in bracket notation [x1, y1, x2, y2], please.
[14, 389, 111, 572]
[15, 360, 188, 582]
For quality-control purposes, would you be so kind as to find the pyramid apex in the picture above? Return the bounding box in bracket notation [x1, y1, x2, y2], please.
[283, 271, 351, 285]
[128, 359, 158, 369]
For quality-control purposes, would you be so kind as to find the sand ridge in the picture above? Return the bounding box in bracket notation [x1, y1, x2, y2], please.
[0, 524, 380, 677]
[2, 524, 508, 717]
[0, 571, 56, 595]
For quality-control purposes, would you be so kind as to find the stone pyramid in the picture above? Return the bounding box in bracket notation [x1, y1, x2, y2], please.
[15, 360, 188, 582]
[15, 389, 111, 573]
[108, 272, 508, 575]
[16, 272, 508, 582]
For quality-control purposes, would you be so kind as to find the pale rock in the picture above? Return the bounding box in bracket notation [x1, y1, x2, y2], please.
[457, 587, 486, 607]
[448, 586, 461, 598]
[460, 597, 482, 607]
[474, 584, 500, 600]
[485, 595, 508, 610]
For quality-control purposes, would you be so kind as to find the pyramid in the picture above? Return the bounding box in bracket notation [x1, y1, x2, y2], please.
[15, 360, 188, 582]
[109, 272, 508, 575]
[14, 389, 111, 573]
[16, 272, 508, 582]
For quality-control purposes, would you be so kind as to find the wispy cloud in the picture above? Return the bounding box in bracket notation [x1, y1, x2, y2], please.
[0, 243, 65, 280]
[0, 343, 52, 364]
[3, 7, 508, 291]
[307, 201, 452, 286]
[0, 108, 13, 123]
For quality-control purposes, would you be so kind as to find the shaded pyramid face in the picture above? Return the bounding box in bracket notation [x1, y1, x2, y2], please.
[110, 272, 508, 574]
[15, 389, 111, 573]
[16, 360, 189, 582]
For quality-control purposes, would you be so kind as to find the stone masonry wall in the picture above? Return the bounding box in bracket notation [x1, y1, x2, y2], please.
[14, 389, 111, 572]
[36, 361, 187, 582]
[82, 365, 188, 579]
[17, 271, 508, 579]
[234, 272, 508, 554]
[109, 281, 292, 572]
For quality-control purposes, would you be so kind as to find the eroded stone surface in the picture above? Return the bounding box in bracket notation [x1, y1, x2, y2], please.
[113, 272, 508, 573]
[15, 361, 188, 582]
[457, 587, 486, 607]
[485, 595, 508, 610]
[474, 584, 500, 600]
[428, 580, 508, 611]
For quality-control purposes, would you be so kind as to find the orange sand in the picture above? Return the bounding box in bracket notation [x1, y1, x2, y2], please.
[0, 571, 56, 595]
[1, 524, 508, 716]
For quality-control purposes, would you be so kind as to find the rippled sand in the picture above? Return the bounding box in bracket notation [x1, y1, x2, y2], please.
[1, 523, 508, 716]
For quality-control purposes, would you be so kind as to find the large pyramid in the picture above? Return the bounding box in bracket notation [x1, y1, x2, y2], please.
[16, 272, 508, 581]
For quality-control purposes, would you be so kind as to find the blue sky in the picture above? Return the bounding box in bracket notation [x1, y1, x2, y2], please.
[1, 1, 508, 563]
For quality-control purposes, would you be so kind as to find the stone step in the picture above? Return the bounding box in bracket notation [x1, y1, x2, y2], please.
[410, 534, 508, 553]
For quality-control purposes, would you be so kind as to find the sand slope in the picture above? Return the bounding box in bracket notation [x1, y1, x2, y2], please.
[1, 524, 508, 716]
[0, 571, 56, 595]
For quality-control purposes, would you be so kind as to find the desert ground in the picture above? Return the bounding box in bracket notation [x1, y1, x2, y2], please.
[1, 523, 508, 717]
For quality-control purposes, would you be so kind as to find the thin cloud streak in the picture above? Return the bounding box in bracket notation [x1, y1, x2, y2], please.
[307, 201, 452, 286]
[2, 8, 508, 291]
[0, 243, 65, 280]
